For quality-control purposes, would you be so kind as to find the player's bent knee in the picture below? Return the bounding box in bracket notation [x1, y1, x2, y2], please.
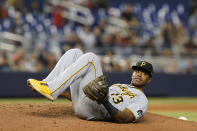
[67, 48, 83, 54]
[85, 52, 98, 61]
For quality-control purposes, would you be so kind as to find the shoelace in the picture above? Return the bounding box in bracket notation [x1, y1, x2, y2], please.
[40, 82, 48, 86]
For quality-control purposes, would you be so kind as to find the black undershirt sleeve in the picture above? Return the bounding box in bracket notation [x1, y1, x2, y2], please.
[103, 101, 119, 117]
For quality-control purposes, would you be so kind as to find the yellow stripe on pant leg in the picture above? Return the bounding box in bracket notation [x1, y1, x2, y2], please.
[51, 62, 97, 94]
[89, 61, 97, 79]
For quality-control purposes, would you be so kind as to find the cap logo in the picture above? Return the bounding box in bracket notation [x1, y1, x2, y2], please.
[140, 62, 146, 67]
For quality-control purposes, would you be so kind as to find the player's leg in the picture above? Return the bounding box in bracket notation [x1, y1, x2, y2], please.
[70, 52, 103, 103]
[43, 48, 83, 83]
[59, 51, 102, 101]
[48, 52, 103, 100]
[69, 54, 109, 120]
[27, 48, 83, 100]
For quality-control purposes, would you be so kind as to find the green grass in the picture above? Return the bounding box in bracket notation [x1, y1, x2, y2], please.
[148, 97, 197, 122]
[150, 111, 197, 122]
[1, 97, 196, 104]
[148, 97, 197, 105]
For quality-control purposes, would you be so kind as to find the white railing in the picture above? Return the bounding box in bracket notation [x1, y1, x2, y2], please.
[53, 1, 94, 26]
[0, 32, 27, 51]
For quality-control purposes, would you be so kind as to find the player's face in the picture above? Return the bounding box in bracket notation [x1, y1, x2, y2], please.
[131, 70, 151, 87]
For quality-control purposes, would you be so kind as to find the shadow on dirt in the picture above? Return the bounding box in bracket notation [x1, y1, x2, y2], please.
[26, 104, 75, 118]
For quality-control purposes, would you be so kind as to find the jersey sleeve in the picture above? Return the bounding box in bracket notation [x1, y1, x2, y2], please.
[126, 100, 148, 121]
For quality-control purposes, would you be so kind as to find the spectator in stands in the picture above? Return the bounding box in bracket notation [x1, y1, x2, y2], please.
[23, 53, 43, 72]
[115, 31, 129, 47]
[128, 30, 140, 47]
[29, 0, 43, 13]
[109, 55, 131, 72]
[175, 22, 189, 45]
[129, 17, 142, 37]
[60, 32, 77, 53]
[120, 4, 141, 48]
[82, 0, 94, 9]
[181, 59, 197, 74]
[188, 0, 197, 17]
[77, 26, 96, 50]
[141, 36, 157, 56]
[121, 3, 137, 23]
[0, 3, 8, 20]
[0, 0, 197, 74]
[114, 30, 139, 48]
[52, 5, 65, 28]
[93, 0, 109, 9]
[74, 42, 84, 51]
[153, 31, 164, 55]
[182, 36, 197, 56]
[162, 21, 175, 49]
[46, 52, 58, 71]
[38, 49, 58, 72]
[101, 50, 114, 72]
[93, 26, 103, 47]
[101, 33, 116, 48]
[0, 51, 11, 72]
[189, 9, 197, 31]
[173, 22, 189, 56]
[97, 20, 106, 33]
[117, 58, 131, 72]
[161, 22, 175, 56]
[7, 0, 24, 13]
[11, 47, 25, 71]
[10, 11, 23, 34]
[164, 59, 179, 74]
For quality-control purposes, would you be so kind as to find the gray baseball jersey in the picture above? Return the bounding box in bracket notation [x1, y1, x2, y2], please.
[108, 84, 148, 121]
[43, 48, 148, 121]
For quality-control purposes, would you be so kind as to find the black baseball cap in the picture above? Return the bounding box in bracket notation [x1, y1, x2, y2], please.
[132, 61, 153, 77]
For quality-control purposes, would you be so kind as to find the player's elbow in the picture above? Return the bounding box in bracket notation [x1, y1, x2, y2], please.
[114, 115, 134, 123]
[113, 109, 135, 123]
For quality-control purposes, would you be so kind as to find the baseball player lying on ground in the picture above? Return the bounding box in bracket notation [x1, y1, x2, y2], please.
[27, 48, 153, 123]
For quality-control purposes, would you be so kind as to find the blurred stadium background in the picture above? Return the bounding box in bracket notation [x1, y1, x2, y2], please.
[0, 0, 197, 74]
[0, 0, 197, 122]
[0, 0, 197, 95]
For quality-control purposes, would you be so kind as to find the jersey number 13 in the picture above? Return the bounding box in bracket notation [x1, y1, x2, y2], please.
[111, 93, 123, 104]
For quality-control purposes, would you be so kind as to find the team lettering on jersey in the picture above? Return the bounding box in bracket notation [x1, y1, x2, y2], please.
[111, 84, 138, 104]
[111, 93, 123, 104]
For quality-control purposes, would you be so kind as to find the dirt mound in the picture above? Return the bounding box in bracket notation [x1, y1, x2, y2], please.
[149, 104, 197, 111]
[0, 103, 197, 131]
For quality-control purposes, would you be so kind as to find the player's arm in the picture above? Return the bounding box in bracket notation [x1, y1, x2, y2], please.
[113, 108, 135, 123]
[103, 101, 135, 123]
[83, 75, 135, 122]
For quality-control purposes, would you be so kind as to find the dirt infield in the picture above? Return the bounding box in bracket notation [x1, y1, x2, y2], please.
[0, 103, 197, 131]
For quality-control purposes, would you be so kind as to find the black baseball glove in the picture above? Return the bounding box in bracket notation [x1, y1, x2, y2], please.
[83, 75, 108, 104]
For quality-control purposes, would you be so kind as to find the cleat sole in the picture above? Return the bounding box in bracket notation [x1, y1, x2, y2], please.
[27, 79, 54, 101]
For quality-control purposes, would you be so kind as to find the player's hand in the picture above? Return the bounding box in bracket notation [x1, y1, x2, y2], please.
[83, 75, 108, 104]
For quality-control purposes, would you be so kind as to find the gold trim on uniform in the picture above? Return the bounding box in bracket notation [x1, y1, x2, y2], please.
[89, 61, 97, 79]
[111, 84, 138, 99]
[51, 62, 97, 93]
